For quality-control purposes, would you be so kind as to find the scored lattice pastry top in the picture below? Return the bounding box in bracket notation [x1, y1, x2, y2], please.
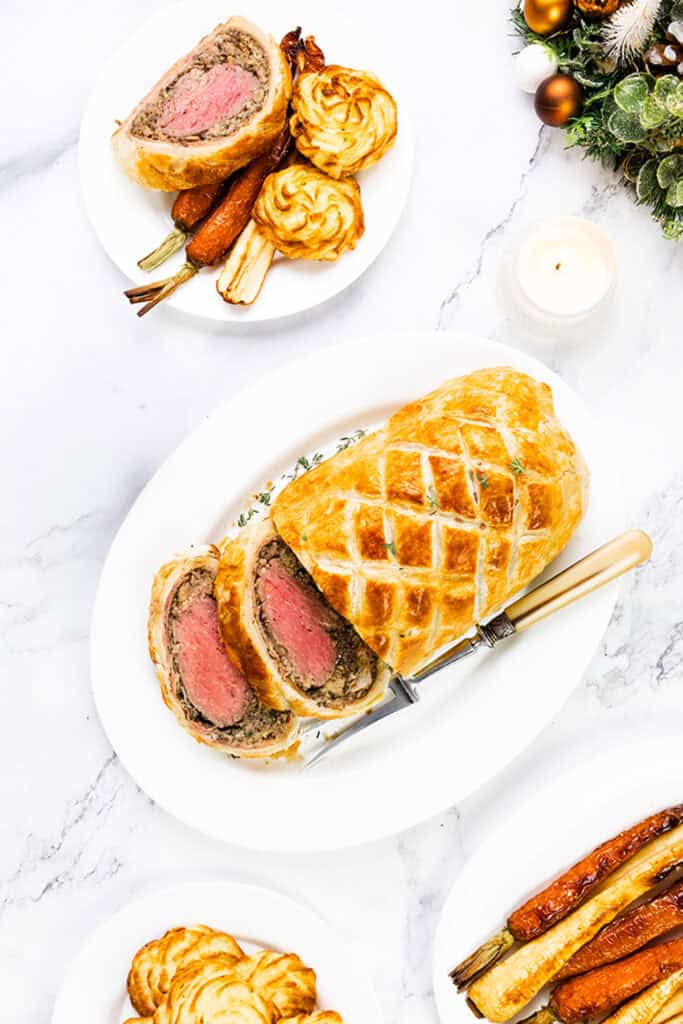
[272, 367, 589, 677]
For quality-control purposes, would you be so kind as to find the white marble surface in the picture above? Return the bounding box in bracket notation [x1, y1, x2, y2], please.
[1, 1, 682, 1021]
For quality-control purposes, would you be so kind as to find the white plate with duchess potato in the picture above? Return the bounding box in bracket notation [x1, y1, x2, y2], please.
[91, 332, 626, 851]
[433, 734, 683, 1024]
[79, 0, 412, 323]
[52, 879, 381, 1023]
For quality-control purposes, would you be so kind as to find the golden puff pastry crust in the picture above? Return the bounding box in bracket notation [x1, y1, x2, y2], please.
[215, 517, 390, 719]
[235, 950, 317, 1020]
[148, 547, 298, 758]
[112, 18, 291, 191]
[290, 65, 397, 178]
[272, 367, 589, 677]
[154, 956, 271, 1024]
[127, 924, 243, 1017]
[252, 165, 364, 261]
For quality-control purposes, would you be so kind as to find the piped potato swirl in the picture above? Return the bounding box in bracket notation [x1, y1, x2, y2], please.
[253, 164, 364, 260]
[290, 65, 397, 178]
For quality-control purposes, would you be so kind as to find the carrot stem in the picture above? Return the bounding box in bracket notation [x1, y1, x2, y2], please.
[450, 928, 515, 990]
[124, 262, 198, 317]
[137, 226, 188, 272]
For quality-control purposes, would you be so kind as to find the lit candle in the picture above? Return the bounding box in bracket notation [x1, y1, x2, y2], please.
[500, 217, 617, 333]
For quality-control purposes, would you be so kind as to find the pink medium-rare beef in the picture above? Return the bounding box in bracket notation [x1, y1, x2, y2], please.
[214, 518, 392, 720]
[111, 17, 291, 190]
[172, 593, 249, 725]
[148, 548, 297, 757]
[158, 64, 262, 138]
[257, 559, 337, 687]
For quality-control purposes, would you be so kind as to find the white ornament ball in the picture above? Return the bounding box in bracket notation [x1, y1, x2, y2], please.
[514, 43, 559, 94]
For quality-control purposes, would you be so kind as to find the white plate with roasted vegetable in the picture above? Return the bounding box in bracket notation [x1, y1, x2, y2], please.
[433, 734, 683, 1024]
[79, 0, 412, 322]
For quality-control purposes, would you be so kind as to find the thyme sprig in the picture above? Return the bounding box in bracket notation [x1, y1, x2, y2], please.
[236, 428, 367, 528]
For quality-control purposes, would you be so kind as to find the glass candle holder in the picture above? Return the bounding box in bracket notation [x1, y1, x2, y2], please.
[499, 216, 617, 340]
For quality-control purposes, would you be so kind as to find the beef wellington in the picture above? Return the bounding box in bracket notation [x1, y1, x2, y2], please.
[215, 519, 391, 719]
[112, 16, 291, 190]
[148, 547, 297, 757]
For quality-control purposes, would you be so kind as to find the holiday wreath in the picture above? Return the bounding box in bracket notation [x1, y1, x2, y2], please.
[512, 0, 683, 239]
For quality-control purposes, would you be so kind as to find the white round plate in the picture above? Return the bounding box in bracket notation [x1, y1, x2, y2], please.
[52, 879, 380, 1023]
[79, 0, 413, 323]
[432, 733, 683, 1024]
[91, 331, 623, 851]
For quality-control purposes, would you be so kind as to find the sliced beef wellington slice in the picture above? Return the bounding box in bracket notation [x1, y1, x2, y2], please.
[148, 547, 297, 757]
[112, 17, 291, 190]
[215, 519, 391, 720]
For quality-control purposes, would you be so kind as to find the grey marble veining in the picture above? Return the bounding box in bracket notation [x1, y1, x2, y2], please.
[1, 1, 682, 1022]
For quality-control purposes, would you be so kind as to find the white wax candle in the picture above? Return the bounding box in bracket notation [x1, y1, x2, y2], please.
[516, 217, 616, 319]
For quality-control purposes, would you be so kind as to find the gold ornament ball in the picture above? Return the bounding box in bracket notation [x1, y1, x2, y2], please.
[523, 0, 572, 35]
[573, 0, 621, 17]
[534, 74, 584, 126]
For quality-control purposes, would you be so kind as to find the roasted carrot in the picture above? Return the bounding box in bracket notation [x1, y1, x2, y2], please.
[603, 971, 683, 1024]
[124, 132, 292, 315]
[558, 879, 683, 980]
[549, 938, 683, 1024]
[137, 181, 227, 272]
[465, 824, 683, 1022]
[451, 805, 683, 989]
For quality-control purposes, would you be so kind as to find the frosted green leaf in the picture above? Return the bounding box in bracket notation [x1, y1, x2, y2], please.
[608, 108, 648, 143]
[671, 0, 683, 19]
[657, 154, 683, 188]
[653, 75, 679, 109]
[639, 95, 666, 129]
[614, 74, 651, 114]
[636, 159, 660, 201]
[666, 180, 683, 208]
[665, 82, 683, 117]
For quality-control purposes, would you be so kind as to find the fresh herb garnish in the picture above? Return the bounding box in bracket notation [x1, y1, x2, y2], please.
[336, 429, 366, 453]
[237, 430, 365, 527]
[478, 473, 490, 490]
[510, 459, 526, 476]
[384, 540, 397, 557]
[426, 486, 439, 514]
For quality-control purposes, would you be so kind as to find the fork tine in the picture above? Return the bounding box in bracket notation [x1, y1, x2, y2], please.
[303, 687, 411, 770]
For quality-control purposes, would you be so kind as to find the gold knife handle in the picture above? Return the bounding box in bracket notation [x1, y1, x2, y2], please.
[505, 530, 652, 633]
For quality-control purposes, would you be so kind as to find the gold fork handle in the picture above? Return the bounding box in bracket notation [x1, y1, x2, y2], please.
[505, 530, 652, 634]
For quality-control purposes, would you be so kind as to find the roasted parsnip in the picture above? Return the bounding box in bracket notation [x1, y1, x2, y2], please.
[466, 824, 683, 1023]
[557, 879, 683, 980]
[216, 220, 275, 305]
[652, 988, 683, 1024]
[452, 806, 683, 990]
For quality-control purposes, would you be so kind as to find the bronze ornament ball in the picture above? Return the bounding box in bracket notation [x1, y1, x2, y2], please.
[574, 0, 621, 16]
[534, 74, 584, 126]
[523, 0, 572, 35]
